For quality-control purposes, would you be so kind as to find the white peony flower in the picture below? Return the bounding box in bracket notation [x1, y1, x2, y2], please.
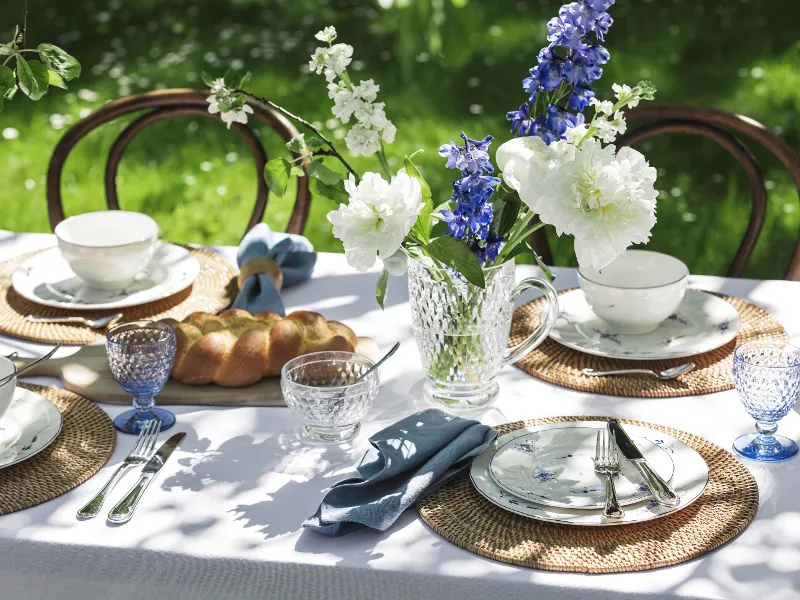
[315, 26, 337, 43]
[345, 123, 381, 156]
[327, 170, 423, 272]
[540, 138, 657, 270]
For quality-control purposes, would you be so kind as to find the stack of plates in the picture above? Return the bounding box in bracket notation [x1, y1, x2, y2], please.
[471, 421, 710, 526]
[11, 243, 201, 311]
[0, 387, 63, 470]
[544, 289, 741, 361]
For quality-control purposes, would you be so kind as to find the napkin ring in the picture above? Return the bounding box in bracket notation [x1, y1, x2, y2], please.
[238, 257, 283, 291]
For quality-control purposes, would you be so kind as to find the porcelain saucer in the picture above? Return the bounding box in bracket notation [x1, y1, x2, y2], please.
[0, 387, 62, 469]
[12, 242, 201, 311]
[543, 289, 741, 360]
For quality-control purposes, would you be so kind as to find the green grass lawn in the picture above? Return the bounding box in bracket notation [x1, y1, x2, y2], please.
[0, 0, 798, 278]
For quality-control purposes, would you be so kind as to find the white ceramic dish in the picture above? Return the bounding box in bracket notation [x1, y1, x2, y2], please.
[471, 421, 710, 527]
[0, 357, 16, 423]
[12, 242, 201, 311]
[54, 211, 159, 290]
[0, 387, 62, 470]
[489, 424, 674, 509]
[579, 250, 689, 334]
[544, 289, 740, 360]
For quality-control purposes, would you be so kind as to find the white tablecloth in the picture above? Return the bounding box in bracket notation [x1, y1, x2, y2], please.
[1, 230, 799, 600]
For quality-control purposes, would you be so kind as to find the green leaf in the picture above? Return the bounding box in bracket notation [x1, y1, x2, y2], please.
[404, 155, 433, 243]
[201, 71, 217, 87]
[506, 241, 534, 260]
[223, 68, 248, 89]
[47, 69, 67, 89]
[490, 192, 521, 238]
[16, 57, 49, 100]
[0, 43, 15, 56]
[289, 165, 305, 178]
[264, 158, 292, 197]
[4, 85, 17, 100]
[309, 177, 349, 204]
[306, 159, 343, 185]
[305, 135, 326, 150]
[426, 235, 485, 288]
[533, 250, 555, 283]
[37, 44, 80, 81]
[376, 268, 389, 310]
[0, 96, 4, 113]
[285, 134, 306, 153]
[0, 65, 14, 91]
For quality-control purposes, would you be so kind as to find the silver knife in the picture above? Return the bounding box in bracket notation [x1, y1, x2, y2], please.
[107, 432, 186, 524]
[608, 420, 680, 507]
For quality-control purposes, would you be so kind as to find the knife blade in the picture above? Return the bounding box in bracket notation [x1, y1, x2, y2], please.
[107, 432, 186, 523]
[608, 420, 680, 508]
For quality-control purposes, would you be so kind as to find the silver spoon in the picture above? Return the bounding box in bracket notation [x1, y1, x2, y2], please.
[582, 362, 695, 380]
[26, 313, 123, 330]
[351, 342, 400, 385]
[0, 342, 64, 386]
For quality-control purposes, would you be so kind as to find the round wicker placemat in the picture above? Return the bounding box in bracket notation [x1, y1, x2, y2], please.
[417, 416, 758, 573]
[509, 290, 787, 397]
[0, 247, 238, 345]
[0, 384, 116, 514]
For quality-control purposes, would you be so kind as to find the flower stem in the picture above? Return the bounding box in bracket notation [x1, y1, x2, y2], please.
[376, 145, 393, 180]
[21, 0, 28, 49]
[236, 89, 359, 180]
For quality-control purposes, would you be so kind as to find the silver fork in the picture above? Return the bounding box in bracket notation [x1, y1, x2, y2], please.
[77, 419, 161, 518]
[594, 429, 625, 519]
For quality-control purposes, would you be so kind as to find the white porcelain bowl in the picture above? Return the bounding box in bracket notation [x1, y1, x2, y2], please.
[0, 357, 17, 423]
[578, 250, 689, 335]
[54, 211, 159, 290]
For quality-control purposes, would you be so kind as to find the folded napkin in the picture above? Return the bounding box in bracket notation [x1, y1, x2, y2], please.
[304, 408, 497, 536]
[231, 223, 317, 317]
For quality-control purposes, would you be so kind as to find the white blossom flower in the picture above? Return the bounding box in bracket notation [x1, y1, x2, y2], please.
[593, 110, 627, 143]
[328, 81, 361, 123]
[612, 83, 638, 107]
[315, 26, 337, 43]
[207, 94, 253, 129]
[345, 123, 381, 156]
[327, 170, 423, 272]
[354, 101, 388, 129]
[353, 79, 379, 102]
[309, 43, 353, 81]
[590, 98, 614, 115]
[381, 121, 397, 144]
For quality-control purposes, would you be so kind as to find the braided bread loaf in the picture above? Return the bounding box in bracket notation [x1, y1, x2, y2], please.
[162, 309, 357, 387]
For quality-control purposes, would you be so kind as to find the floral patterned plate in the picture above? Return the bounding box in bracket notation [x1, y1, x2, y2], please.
[471, 421, 710, 526]
[543, 289, 741, 360]
[0, 387, 62, 469]
[489, 424, 674, 509]
[11, 243, 201, 311]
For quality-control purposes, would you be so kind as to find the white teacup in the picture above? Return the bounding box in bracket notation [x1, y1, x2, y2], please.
[578, 250, 689, 335]
[54, 211, 159, 290]
[0, 357, 17, 423]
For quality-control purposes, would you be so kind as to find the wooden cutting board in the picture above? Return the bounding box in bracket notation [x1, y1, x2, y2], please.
[12, 338, 380, 407]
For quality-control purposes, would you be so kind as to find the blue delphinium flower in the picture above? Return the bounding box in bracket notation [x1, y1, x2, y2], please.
[440, 133, 504, 263]
[506, 0, 615, 145]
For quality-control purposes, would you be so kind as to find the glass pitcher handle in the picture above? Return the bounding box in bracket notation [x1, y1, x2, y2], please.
[503, 277, 559, 367]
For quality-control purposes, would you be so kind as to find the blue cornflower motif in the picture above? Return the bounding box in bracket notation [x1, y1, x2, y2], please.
[568, 84, 595, 110]
[563, 54, 603, 86]
[577, 43, 610, 65]
[437, 141, 462, 170]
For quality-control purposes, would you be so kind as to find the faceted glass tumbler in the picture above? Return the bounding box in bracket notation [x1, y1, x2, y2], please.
[732, 341, 800, 462]
[407, 259, 559, 410]
[281, 351, 379, 443]
[106, 320, 177, 435]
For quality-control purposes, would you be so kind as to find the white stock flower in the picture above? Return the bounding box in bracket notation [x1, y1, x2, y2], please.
[354, 101, 388, 128]
[612, 83, 639, 107]
[540, 138, 657, 270]
[381, 120, 397, 144]
[328, 81, 361, 123]
[353, 79, 379, 102]
[315, 26, 337, 43]
[564, 123, 589, 145]
[327, 170, 422, 272]
[590, 97, 614, 115]
[593, 110, 627, 143]
[345, 123, 381, 156]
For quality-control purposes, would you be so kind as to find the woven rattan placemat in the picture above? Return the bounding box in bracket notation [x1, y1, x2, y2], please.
[417, 416, 758, 573]
[509, 290, 787, 397]
[0, 384, 116, 514]
[0, 247, 238, 345]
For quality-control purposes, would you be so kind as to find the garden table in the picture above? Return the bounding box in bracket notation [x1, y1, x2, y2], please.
[0, 229, 798, 600]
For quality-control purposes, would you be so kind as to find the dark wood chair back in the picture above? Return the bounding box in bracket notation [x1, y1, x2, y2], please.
[530, 104, 800, 280]
[46, 89, 311, 240]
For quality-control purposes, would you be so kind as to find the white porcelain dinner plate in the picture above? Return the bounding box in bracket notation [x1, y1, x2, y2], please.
[12, 243, 201, 310]
[543, 289, 741, 360]
[471, 421, 710, 527]
[489, 424, 674, 509]
[0, 387, 62, 470]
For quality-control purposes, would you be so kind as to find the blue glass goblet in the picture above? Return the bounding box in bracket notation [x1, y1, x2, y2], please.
[106, 320, 177, 435]
[732, 341, 800, 462]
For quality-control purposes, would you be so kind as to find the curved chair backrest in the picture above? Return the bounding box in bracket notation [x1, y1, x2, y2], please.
[46, 88, 311, 240]
[530, 104, 800, 280]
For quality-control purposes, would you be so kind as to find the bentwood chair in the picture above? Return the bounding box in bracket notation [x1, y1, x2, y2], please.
[46, 89, 311, 240]
[530, 104, 800, 281]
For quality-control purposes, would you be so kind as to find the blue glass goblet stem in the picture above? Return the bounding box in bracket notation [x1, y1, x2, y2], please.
[106, 320, 177, 435]
[732, 341, 800, 462]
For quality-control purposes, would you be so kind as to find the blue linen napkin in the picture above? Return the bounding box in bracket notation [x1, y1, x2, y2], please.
[231, 223, 317, 316]
[304, 408, 497, 536]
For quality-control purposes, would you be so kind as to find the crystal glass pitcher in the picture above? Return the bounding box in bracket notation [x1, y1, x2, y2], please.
[408, 259, 559, 409]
